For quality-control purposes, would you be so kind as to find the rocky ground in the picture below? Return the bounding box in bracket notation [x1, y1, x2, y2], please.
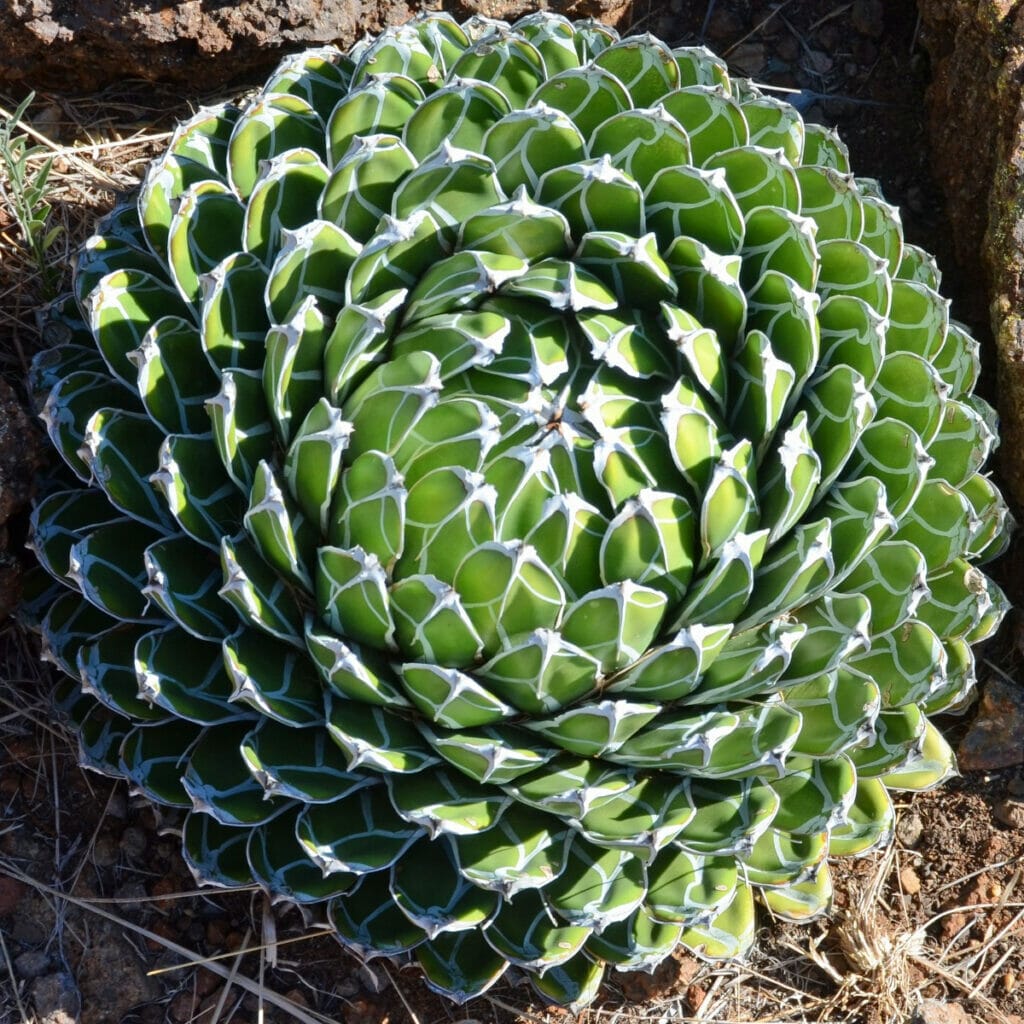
[1, 2, 1023, 1023]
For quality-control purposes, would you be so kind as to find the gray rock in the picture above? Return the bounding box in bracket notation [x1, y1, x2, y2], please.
[896, 811, 925, 848]
[10, 917, 47, 945]
[14, 950, 50, 981]
[119, 825, 147, 862]
[30, 972, 81, 1024]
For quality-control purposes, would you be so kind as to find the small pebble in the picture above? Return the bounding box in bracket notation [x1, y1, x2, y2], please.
[119, 825, 147, 861]
[284, 987, 311, 1008]
[168, 990, 199, 1023]
[14, 950, 50, 981]
[92, 835, 119, 868]
[206, 918, 229, 946]
[905, 185, 926, 214]
[704, 8, 742, 45]
[196, 968, 220, 998]
[112, 880, 147, 913]
[897, 811, 925, 848]
[957, 678, 1024, 770]
[30, 971, 80, 1024]
[358, 961, 386, 994]
[994, 797, 1024, 829]
[775, 34, 800, 62]
[852, 0, 886, 38]
[817, 24, 839, 51]
[729, 42, 766, 77]
[334, 975, 360, 998]
[900, 865, 922, 895]
[10, 918, 47, 945]
[805, 50, 834, 76]
[687, 984, 707, 1012]
[198, 988, 228, 1015]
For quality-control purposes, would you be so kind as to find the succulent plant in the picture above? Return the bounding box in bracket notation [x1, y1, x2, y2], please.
[28, 10, 1010, 1007]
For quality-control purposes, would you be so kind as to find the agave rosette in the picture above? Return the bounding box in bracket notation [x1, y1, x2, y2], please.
[29, 11, 1009, 1007]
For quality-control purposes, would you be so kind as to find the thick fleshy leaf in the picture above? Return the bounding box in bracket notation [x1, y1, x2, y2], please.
[223, 629, 323, 725]
[67, 518, 160, 621]
[417, 932, 508, 1002]
[330, 871, 426, 958]
[646, 848, 738, 926]
[454, 805, 570, 896]
[530, 66, 632, 140]
[76, 625, 169, 723]
[228, 94, 325, 200]
[143, 535, 240, 640]
[182, 813, 254, 889]
[249, 807, 357, 904]
[182, 722, 287, 826]
[544, 839, 646, 929]
[297, 786, 420, 875]
[220, 534, 304, 644]
[152, 433, 246, 550]
[386, 768, 510, 836]
[483, 106, 586, 194]
[266, 299, 325, 440]
[241, 719, 372, 803]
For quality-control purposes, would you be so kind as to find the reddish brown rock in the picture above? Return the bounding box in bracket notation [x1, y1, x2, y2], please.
[0, 0, 632, 94]
[957, 677, 1024, 770]
[918, 1, 1024, 508]
[916, 1000, 977, 1024]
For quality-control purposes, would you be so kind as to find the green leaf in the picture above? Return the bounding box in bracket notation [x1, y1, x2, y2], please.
[530, 66, 631, 140]
[297, 785, 420, 874]
[660, 85, 747, 165]
[486, 888, 590, 970]
[416, 931, 508, 1003]
[241, 718, 372, 803]
[182, 721, 287, 826]
[223, 628, 323, 725]
[228, 94, 325, 200]
[249, 806, 357, 903]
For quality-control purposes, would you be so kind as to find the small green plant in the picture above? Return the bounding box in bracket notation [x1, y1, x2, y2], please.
[0, 92, 63, 297]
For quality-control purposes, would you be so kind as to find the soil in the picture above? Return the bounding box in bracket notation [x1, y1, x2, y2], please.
[2, 3, 1024, 1024]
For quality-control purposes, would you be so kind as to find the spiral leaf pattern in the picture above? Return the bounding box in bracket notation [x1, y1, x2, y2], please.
[30, 12, 1010, 1007]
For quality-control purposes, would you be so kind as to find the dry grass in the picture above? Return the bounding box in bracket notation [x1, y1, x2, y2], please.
[1, 67, 1022, 1024]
